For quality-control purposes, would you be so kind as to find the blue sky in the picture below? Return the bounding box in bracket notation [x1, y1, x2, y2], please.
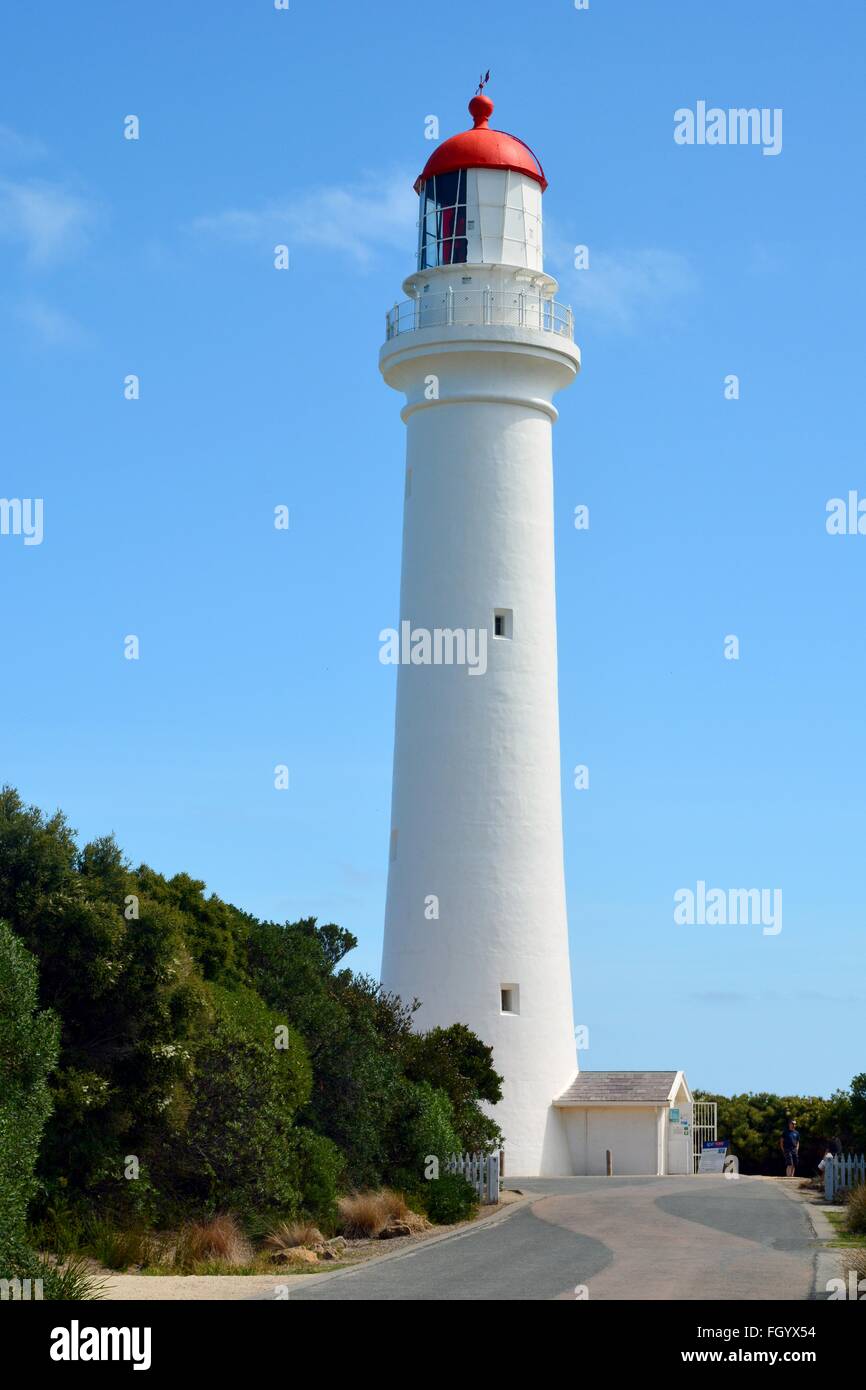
[1, 1, 863, 1100]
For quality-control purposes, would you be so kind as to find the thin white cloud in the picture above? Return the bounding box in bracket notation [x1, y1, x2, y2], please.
[545, 220, 698, 332]
[0, 124, 47, 164]
[565, 249, 698, 332]
[16, 299, 86, 346]
[0, 178, 95, 266]
[192, 171, 417, 267]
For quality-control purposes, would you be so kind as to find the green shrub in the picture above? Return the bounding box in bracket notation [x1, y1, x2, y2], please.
[385, 1080, 462, 1193]
[250, 920, 417, 1190]
[422, 1172, 478, 1225]
[168, 985, 312, 1218]
[402, 1024, 503, 1153]
[290, 1126, 344, 1225]
[846, 1183, 866, 1235]
[0, 919, 60, 1281]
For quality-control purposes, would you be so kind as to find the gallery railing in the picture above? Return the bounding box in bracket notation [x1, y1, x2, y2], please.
[385, 288, 574, 341]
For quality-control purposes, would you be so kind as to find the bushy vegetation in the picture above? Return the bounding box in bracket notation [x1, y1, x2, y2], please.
[0, 918, 99, 1297]
[0, 919, 59, 1278]
[846, 1184, 866, 1236]
[0, 787, 503, 1266]
[695, 1083, 866, 1175]
[421, 1172, 478, 1225]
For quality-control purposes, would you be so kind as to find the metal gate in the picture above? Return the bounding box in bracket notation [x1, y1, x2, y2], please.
[691, 1101, 718, 1173]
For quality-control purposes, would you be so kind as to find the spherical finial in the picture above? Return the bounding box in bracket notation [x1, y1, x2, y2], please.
[469, 93, 494, 129]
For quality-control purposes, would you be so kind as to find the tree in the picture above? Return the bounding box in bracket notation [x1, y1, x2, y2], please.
[402, 1023, 503, 1153]
[695, 1088, 857, 1174]
[0, 920, 59, 1276]
[847, 1074, 866, 1152]
[0, 788, 204, 1218]
[166, 985, 315, 1219]
[0, 786, 514, 1225]
[249, 918, 415, 1187]
[134, 866, 254, 988]
[384, 1079, 461, 1192]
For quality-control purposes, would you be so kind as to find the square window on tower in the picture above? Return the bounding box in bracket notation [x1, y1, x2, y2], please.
[500, 985, 520, 1015]
[493, 609, 513, 639]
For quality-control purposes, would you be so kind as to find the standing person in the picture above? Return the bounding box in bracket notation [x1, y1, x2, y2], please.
[780, 1118, 800, 1177]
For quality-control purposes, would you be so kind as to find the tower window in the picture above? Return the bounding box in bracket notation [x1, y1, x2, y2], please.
[493, 608, 513, 639]
[389, 828, 398, 863]
[501, 985, 520, 1015]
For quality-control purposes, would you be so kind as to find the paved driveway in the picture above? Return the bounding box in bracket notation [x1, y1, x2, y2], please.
[287, 1176, 818, 1301]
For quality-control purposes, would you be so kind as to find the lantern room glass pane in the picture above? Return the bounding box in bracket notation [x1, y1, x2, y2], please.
[418, 170, 468, 269]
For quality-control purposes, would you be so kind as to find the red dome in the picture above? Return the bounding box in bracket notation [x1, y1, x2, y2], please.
[414, 95, 548, 195]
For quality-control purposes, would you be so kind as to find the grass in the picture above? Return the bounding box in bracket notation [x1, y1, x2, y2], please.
[87, 1221, 155, 1271]
[9, 1252, 107, 1301]
[79, 1214, 255, 1274]
[336, 1190, 408, 1239]
[138, 1257, 349, 1277]
[29, 1202, 88, 1259]
[263, 1221, 325, 1255]
[31, 1185, 438, 1283]
[825, 1212, 866, 1248]
[172, 1215, 253, 1271]
[140, 1259, 263, 1276]
[44, 1254, 107, 1300]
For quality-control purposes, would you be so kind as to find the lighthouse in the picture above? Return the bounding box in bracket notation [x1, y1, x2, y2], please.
[379, 92, 580, 1176]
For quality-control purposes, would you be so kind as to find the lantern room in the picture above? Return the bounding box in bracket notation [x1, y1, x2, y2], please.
[413, 95, 546, 274]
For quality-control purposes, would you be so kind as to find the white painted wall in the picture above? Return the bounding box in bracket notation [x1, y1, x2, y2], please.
[379, 186, 580, 1174]
[466, 168, 543, 270]
[562, 1108, 662, 1175]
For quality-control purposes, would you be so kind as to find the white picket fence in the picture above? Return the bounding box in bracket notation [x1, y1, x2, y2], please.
[824, 1153, 866, 1201]
[446, 1150, 501, 1205]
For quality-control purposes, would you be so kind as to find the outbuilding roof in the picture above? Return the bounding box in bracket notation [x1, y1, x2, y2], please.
[554, 1071, 684, 1106]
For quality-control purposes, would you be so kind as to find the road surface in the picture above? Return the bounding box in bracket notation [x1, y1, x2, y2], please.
[287, 1176, 819, 1301]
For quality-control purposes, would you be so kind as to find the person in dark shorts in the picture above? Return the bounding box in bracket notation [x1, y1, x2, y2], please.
[780, 1118, 800, 1177]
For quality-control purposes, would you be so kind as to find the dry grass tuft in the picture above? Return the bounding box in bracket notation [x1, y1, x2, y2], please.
[175, 1214, 252, 1269]
[337, 1191, 398, 1239]
[378, 1190, 409, 1221]
[263, 1221, 325, 1254]
[336, 1189, 418, 1238]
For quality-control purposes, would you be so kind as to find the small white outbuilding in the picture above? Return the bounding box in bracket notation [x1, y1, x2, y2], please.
[553, 1071, 694, 1176]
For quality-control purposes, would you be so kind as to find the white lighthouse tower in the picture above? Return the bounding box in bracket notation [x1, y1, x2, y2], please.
[379, 91, 580, 1176]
